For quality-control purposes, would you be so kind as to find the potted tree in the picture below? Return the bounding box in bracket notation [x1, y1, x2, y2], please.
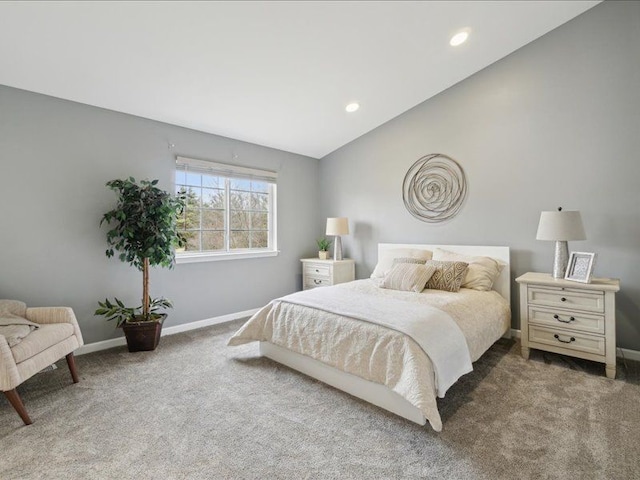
[317, 237, 332, 260]
[95, 177, 185, 352]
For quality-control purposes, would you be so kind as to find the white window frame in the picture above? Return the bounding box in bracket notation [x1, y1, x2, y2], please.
[174, 156, 278, 264]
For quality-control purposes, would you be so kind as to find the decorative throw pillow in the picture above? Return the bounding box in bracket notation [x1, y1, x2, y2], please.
[381, 262, 437, 293]
[370, 248, 433, 279]
[0, 299, 27, 317]
[432, 248, 505, 291]
[424, 260, 469, 292]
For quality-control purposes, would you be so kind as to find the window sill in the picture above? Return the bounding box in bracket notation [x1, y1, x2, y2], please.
[176, 250, 279, 264]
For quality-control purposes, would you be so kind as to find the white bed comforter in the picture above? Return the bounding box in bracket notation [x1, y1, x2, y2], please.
[228, 280, 510, 431]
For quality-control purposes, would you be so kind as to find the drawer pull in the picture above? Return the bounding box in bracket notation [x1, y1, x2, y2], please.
[315, 269, 319, 273]
[561, 297, 567, 302]
[554, 334, 575, 344]
[553, 314, 575, 324]
[313, 279, 322, 285]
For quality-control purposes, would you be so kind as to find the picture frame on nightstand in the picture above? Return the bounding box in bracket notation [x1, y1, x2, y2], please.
[565, 252, 597, 283]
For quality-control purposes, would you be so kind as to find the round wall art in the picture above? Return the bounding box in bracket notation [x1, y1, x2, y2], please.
[402, 153, 467, 223]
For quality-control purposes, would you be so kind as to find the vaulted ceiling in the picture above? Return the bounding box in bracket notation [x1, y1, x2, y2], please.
[0, 1, 600, 158]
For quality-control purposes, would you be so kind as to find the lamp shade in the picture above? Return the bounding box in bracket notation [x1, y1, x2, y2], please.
[326, 217, 349, 236]
[536, 210, 586, 241]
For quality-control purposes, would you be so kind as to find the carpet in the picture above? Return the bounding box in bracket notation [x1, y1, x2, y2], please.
[1, 319, 639, 479]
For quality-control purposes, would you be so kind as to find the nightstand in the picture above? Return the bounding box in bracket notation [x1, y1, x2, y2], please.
[300, 258, 355, 290]
[516, 272, 620, 379]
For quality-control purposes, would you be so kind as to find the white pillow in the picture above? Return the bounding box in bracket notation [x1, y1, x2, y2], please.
[432, 248, 504, 291]
[370, 248, 433, 279]
[381, 263, 437, 293]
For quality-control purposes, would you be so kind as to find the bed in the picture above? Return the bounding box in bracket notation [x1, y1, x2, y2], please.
[228, 244, 511, 431]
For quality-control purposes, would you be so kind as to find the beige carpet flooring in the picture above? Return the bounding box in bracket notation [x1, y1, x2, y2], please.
[1, 319, 639, 480]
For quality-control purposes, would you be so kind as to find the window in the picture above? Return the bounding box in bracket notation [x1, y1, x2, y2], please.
[175, 156, 277, 263]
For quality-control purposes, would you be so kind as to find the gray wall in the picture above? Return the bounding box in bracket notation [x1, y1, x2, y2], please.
[319, 1, 640, 350]
[1, 1, 638, 351]
[0, 86, 320, 344]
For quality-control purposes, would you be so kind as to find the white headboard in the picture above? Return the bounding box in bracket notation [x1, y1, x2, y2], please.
[378, 244, 511, 301]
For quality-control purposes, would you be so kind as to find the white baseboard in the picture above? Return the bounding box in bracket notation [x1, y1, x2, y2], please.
[509, 328, 640, 361]
[617, 347, 640, 362]
[76, 308, 259, 356]
[161, 308, 259, 336]
[76, 337, 126, 356]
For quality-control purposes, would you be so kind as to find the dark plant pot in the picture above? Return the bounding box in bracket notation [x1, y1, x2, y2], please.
[122, 314, 167, 352]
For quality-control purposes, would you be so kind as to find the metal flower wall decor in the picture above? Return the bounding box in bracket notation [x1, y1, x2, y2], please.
[402, 153, 467, 223]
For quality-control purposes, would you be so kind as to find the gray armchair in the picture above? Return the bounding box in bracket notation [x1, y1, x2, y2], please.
[0, 299, 84, 425]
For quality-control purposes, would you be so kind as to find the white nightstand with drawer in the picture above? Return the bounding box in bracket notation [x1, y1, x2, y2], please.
[300, 258, 355, 290]
[516, 272, 620, 379]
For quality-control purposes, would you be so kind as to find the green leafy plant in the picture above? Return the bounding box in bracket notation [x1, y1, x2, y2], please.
[95, 177, 186, 325]
[316, 237, 332, 251]
[95, 297, 174, 328]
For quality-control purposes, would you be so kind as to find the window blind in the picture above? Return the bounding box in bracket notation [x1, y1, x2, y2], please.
[176, 156, 277, 183]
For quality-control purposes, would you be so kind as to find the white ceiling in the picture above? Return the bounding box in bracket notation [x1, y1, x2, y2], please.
[0, 1, 600, 159]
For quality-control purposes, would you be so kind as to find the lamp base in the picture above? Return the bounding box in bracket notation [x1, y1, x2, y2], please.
[553, 241, 569, 279]
[334, 236, 343, 261]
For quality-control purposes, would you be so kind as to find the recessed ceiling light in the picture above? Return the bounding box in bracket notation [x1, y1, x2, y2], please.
[345, 102, 360, 113]
[450, 31, 469, 47]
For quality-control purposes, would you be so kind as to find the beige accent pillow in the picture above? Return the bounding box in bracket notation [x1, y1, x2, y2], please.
[371, 248, 433, 279]
[424, 260, 469, 292]
[433, 248, 505, 291]
[0, 299, 27, 317]
[381, 263, 437, 293]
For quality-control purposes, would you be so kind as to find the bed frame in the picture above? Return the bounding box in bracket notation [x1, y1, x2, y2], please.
[259, 244, 511, 426]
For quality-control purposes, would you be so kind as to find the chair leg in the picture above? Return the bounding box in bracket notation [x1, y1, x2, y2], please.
[66, 353, 80, 383]
[4, 389, 33, 425]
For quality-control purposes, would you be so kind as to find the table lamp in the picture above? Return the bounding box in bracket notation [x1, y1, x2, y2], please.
[536, 207, 586, 278]
[326, 217, 349, 261]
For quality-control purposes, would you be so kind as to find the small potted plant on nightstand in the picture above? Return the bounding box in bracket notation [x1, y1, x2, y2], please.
[317, 237, 332, 260]
[95, 177, 186, 352]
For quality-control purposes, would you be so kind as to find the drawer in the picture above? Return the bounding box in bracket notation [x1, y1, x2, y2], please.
[528, 286, 604, 313]
[528, 325, 605, 356]
[528, 306, 605, 335]
[304, 276, 332, 288]
[304, 263, 331, 278]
